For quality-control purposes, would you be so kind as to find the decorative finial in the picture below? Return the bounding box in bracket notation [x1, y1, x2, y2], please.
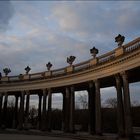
[67, 56, 76, 66]
[90, 47, 99, 58]
[25, 66, 31, 74]
[115, 34, 125, 47]
[46, 62, 53, 71]
[3, 68, 11, 76]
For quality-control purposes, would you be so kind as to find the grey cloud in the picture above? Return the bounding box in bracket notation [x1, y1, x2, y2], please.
[1, 1, 140, 76]
[0, 0, 14, 32]
[51, 2, 140, 44]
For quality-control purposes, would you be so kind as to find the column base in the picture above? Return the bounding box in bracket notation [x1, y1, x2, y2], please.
[12, 120, 17, 129]
[1, 124, 6, 129]
[118, 135, 135, 140]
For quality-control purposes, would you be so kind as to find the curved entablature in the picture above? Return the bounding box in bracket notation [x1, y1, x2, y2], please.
[0, 37, 140, 92]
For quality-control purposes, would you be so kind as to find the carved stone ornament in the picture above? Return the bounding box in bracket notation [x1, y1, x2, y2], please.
[25, 66, 31, 74]
[115, 34, 125, 47]
[46, 62, 53, 71]
[67, 56, 76, 65]
[3, 68, 11, 76]
[90, 47, 99, 58]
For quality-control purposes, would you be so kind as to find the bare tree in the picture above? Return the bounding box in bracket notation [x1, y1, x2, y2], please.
[78, 94, 88, 109]
[103, 97, 140, 108]
[7, 99, 14, 108]
[103, 98, 117, 108]
[131, 100, 140, 107]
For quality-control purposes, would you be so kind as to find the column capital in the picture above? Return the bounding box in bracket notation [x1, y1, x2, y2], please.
[38, 93, 42, 97]
[120, 71, 128, 77]
[114, 74, 122, 85]
[25, 90, 30, 95]
[0, 93, 3, 97]
[66, 87, 71, 98]
[120, 71, 129, 84]
[15, 94, 20, 98]
[89, 81, 94, 88]
[42, 89, 47, 96]
[47, 88, 51, 93]
[94, 79, 100, 87]
[94, 79, 99, 83]
[21, 91, 25, 96]
[70, 85, 74, 92]
[114, 73, 121, 78]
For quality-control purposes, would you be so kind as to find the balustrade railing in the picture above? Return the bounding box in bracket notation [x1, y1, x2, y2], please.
[51, 67, 66, 77]
[1, 37, 140, 83]
[124, 38, 140, 53]
[98, 50, 115, 64]
[74, 60, 90, 72]
[8, 76, 18, 81]
[30, 72, 44, 80]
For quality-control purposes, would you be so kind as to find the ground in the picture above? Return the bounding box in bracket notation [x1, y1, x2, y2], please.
[0, 134, 76, 140]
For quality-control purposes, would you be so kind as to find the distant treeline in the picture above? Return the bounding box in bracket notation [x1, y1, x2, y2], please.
[1, 106, 140, 133]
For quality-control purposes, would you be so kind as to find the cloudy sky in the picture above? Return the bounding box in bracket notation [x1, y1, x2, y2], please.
[0, 1, 140, 108]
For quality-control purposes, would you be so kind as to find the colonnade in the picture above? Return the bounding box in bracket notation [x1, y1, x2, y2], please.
[0, 71, 133, 138]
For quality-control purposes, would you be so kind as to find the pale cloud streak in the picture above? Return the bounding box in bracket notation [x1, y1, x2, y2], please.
[0, 1, 140, 75]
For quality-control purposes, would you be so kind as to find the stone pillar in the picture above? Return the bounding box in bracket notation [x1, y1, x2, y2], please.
[115, 74, 125, 137]
[69, 86, 75, 133]
[18, 91, 25, 130]
[121, 72, 132, 137]
[94, 79, 102, 135]
[47, 88, 52, 131]
[24, 90, 30, 129]
[0, 93, 3, 127]
[88, 81, 95, 134]
[64, 87, 70, 132]
[2, 93, 8, 128]
[41, 89, 47, 131]
[38, 93, 42, 130]
[12, 95, 19, 129]
[62, 92, 66, 131]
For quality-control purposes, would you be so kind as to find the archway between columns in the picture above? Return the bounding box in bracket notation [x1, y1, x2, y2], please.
[101, 87, 117, 133]
[129, 82, 140, 129]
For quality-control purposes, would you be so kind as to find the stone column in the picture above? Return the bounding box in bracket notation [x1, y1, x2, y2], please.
[64, 87, 70, 132]
[94, 79, 102, 135]
[12, 95, 19, 129]
[69, 86, 75, 133]
[0, 93, 3, 127]
[115, 74, 125, 137]
[18, 91, 25, 130]
[62, 92, 66, 131]
[41, 89, 47, 131]
[121, 72, 132, 137]
[47, 88, 52, 131]
[24, 90, 30, 130]
[88, 81, 95, 134]
[38, 93, 42, 130]
[2, 93, 8, 128]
